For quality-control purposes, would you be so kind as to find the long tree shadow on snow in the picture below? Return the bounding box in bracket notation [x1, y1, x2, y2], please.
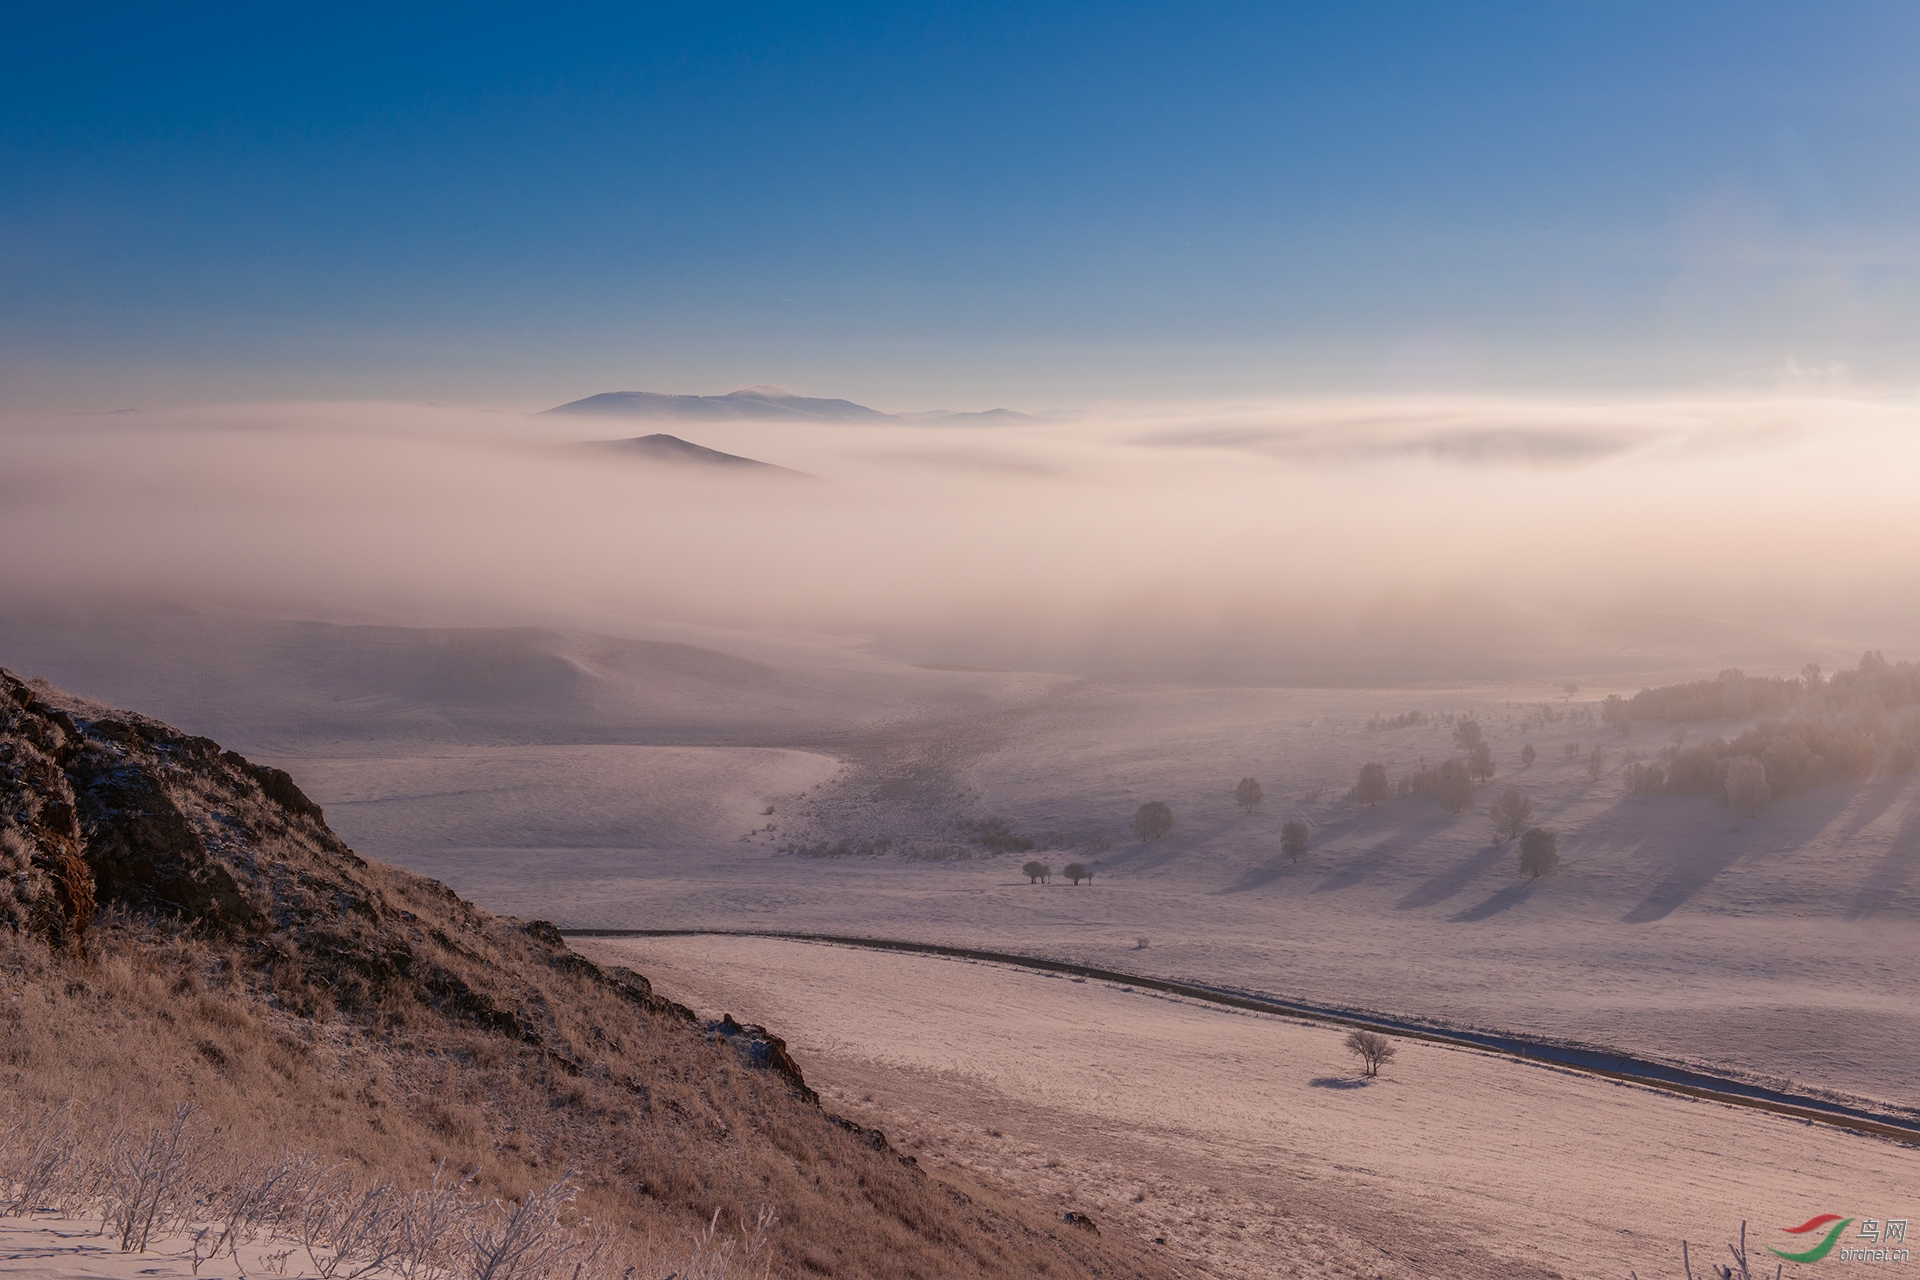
[1846, 805, 1920, 919]
[1395, 842, 1508, 911]
[1301, 813, 1439, 895]
[1449, 879, 1535, 921]
[1312, 843, 1398, 894]
[1621, 846, 1745, 924]
[1218, 859, 1294, 893]
[1618, 784, 1858, 923]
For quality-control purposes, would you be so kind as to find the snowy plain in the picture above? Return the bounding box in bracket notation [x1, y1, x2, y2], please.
[4, 607, 1917, 1278]
[579, 934, 1920, 1280]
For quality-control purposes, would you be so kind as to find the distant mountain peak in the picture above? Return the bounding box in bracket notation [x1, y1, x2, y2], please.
[546, 389, 893, 423]
[545, 388, 1043, 426]
[572, 432, 816, 478]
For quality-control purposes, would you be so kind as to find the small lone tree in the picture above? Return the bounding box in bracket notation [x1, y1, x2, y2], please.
[1724, 756, 1770, 817]
[1281, 820, 1309, 862]
[1132, 801, 1173, 842]
[1490, 786, 1533, 844]
[1451, 717, 1485, 752]
[1354, 762, 1389, 808]
[1344, 1030, 1396, 1077]
[1586, 744, 1604, 781]
[1518, 826, 1558, 878]
[1063, 861, 1089, 885]
[1520, 743, 1536, 769]
[1467, 739, 1496, 782]
[1022, 860, 1047, 883]
[1235, 777, 1263, 813]
[1436, 757, 1473, 813]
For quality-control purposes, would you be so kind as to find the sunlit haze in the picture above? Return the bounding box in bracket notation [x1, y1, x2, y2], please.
[4, 9, 1918, 1280]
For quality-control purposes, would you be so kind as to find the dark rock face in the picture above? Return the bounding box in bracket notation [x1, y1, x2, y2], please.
[719, 1012, 819, 1105]
[0, 667, 784, 1079]
[2, 668, 357, 940]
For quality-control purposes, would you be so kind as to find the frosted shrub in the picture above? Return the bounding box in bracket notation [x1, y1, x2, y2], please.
[104, 1103, 205, 1253]
[1518, 827, 1559, 879]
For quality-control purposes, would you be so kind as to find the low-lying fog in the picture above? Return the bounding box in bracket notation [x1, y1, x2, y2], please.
[5, 392, 1917, 681]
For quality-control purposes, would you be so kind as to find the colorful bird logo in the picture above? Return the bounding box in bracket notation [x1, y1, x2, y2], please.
[1768, 1214, 1855, 1264]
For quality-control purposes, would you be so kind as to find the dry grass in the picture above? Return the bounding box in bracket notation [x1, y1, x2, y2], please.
[0, 669, 1173, 1280]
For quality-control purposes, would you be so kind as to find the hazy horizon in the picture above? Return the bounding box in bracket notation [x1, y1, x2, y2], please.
[6, 387, 1918, 688]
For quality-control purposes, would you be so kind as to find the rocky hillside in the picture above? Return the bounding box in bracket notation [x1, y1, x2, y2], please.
[0, 668, 1170, 1279]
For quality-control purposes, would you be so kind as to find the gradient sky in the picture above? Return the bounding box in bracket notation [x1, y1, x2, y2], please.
[5, 3, 1918, 410]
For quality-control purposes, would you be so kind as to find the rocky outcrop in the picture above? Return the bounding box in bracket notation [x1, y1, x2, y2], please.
[0, 667, 1175, 1280]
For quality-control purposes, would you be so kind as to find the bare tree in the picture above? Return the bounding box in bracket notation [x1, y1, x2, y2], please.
[1490, 787, 1533, 844]
[1234, 777, 1263, 813]
[1021, 860, 1046, 883]
[1724, 757, 1770, 817]
[1354, 762, 1389, 808]
[1436, 758, 1473, 813]
[1131, 801, 1173, 842]
[1466, 739, 1496, 782]
[1281, 820, 1309, 863]
[1343, 1030, 1396, 1077]
[1519, 743, 1536, 769]
[1062, 862, 1089, 885]
[1518, 827, 1558, 878]
[1451, 717, 1484, 752]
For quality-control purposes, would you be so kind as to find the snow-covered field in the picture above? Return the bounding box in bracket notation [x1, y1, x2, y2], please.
[7, 607, 1919, 1277]
[272, 673, 1920, 1112]
[579, 934, 1920, 1280]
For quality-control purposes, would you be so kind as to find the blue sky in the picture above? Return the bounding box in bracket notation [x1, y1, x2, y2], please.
[4, 3, 1918, 409]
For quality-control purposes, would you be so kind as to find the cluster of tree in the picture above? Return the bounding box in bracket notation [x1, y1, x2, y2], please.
[1018, 860, 1091, 884]
[1622, 717, 1891, 811]
[1366, 710, 1429, 731]
[1823, 649, 1920, 710]
[1617, 653, 1920, 729]
[1392, 758, 1475, 812]
[1621, 668, 1800, 724]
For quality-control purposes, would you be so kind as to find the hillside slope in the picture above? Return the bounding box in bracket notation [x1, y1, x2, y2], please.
[0, 668, 1169, 1279]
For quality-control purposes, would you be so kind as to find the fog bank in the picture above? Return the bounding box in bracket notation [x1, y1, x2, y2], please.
[4, 394, 1916, 683]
